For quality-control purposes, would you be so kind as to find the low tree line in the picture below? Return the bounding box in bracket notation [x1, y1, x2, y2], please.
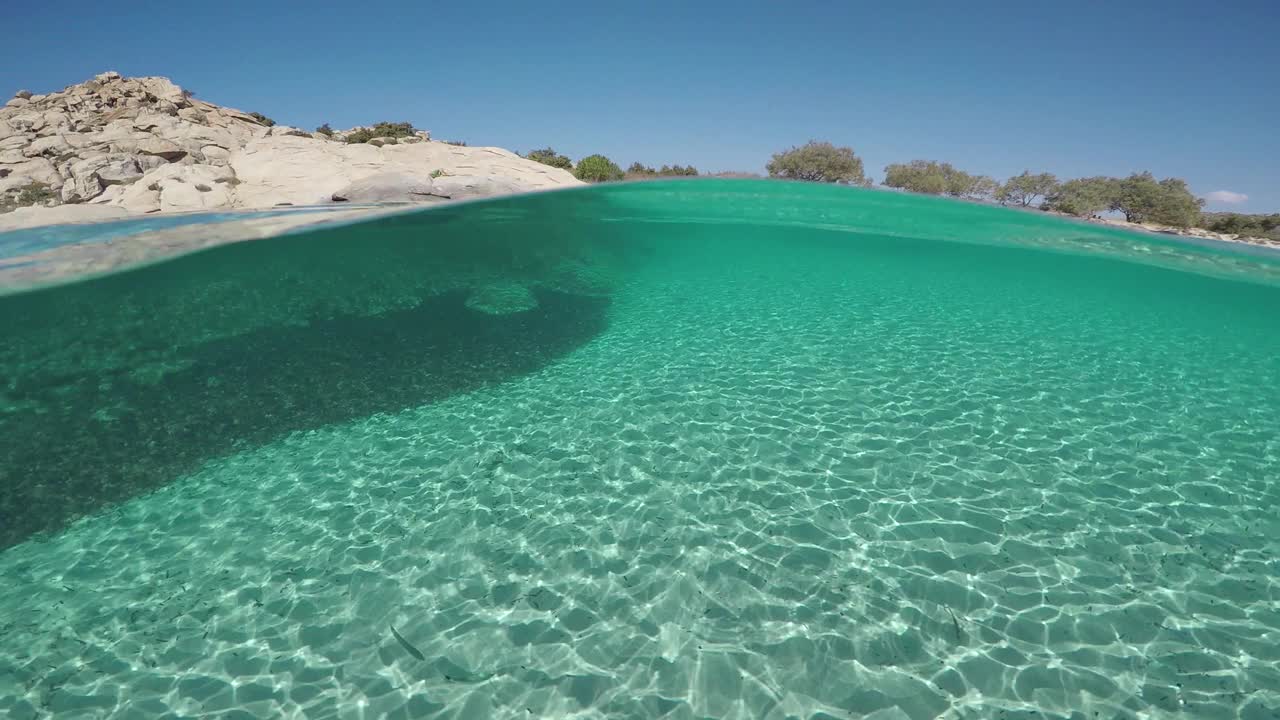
[765, 141, 1218, 230]
[524, 148, 699, 183]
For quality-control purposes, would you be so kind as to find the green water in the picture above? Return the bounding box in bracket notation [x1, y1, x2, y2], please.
[1, 180, 1278, 719]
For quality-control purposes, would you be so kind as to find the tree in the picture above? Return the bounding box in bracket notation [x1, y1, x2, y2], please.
[884, 160, 948, 194]
[527, 147, 573, 170]
[627, 162, 655, 176]
[767, 141, 867, 184]
[1108, 172, 1203, 226]
[1151, 177, 1204, 228]
[998, 171, 1059, 207]
[1045, 177, 1119, 217]
[574, 154, 624, 182]
[883, 160, 992, 198]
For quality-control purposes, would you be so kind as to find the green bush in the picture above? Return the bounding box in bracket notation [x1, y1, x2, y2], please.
[248, 112, 275, 127]
[315, 123, 334, 137]
[444, 139, 467, 147]
[626, 162, 698, 178]
[17, 182, 55, 205]
[1201, 212, 1280, 240]
[767, 141, 867, 184]
[528, 148, 574, 170]
[345, 121, 418, 144]
[574, 154, 624, 183]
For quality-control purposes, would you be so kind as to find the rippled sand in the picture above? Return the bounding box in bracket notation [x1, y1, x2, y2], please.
[2, 185, 1279, 719]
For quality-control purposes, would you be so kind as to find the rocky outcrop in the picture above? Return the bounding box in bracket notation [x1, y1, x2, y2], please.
[1, 72, 580, 229]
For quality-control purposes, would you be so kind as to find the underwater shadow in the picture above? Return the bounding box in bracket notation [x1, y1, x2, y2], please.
[0, 277, 608, 552]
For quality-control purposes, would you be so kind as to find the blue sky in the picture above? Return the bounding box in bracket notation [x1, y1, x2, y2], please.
[4, 0, 1277, 211]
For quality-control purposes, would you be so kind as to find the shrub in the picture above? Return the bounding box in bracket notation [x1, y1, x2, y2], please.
[444, 139, 467, 146]
[574, 154, 624, 183]
[430, 169, 447, 179]
[767, 141, 867, 184]
[17, 182, 55, 206]
[248, 112, 275, 127]
[315, 123, 334, 137]
[626, 162, 699, 179]
[528, 148, 574, 170]
[1201, 212, 1280, 240]
[345, 122, 417, 144]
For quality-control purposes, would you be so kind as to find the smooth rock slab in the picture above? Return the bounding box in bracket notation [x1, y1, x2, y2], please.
[330, 171, 436, 203]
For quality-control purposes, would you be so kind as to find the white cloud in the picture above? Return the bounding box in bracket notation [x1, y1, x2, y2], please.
[1206, 190, 1248, 205]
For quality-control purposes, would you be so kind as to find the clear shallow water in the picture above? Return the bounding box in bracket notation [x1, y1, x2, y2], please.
[1, 180, 1278, 719]
[0, 208, 339, 262]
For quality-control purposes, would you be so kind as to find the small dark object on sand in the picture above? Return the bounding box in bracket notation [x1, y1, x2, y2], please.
[390, 624, 424, 660]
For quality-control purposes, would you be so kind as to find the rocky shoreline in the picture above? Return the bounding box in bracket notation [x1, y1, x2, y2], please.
[1, 72, 579, 231]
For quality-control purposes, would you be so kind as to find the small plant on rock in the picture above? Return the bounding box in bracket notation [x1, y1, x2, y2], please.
[248, 112, 276, 127]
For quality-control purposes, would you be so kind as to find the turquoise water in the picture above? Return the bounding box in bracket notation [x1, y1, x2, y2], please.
[1, 180, 1278, 719]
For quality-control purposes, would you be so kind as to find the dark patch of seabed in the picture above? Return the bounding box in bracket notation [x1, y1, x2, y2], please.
[0, 209, 617, 550]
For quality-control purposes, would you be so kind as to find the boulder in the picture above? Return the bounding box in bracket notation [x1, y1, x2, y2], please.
[61, 172, 102, 203]
[23, 134, 74, 159]
[97, 158, 143, 185]
[200, 145, 230, 165]
[14, 90, 33, 100]
[134, 137, 186, 161]
[118, 163, 237, 213]
[2, 157, 61, 186]
[0, 135, 32, 151]
[5, 98, 28, 109]
[330, 172, 436, 203]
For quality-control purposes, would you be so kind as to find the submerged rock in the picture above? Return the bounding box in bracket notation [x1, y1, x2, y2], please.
[464, 281, 539, 315]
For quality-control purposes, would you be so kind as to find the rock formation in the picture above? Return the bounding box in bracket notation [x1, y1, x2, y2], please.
[0, 72, 580, 229]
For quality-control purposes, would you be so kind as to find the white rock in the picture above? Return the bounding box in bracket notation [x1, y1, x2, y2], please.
[134, 137, 187, 160]
[89, 184, 128, 204]
[2, 71, 582, 228]
[61, 172, 102, 203]
[115, 162, 237, 212]
[23, 135, 74, 158]
[200, 145, 231, 165]
[0, 203, 131, 232]
[330, 172, 436, 203]
[2, 157, 61, 186]
[97, 158, 143, 185]
[428, 174, 524, 199]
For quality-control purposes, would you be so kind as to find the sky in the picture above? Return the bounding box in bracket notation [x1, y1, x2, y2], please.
[3, 0, 1277, 212]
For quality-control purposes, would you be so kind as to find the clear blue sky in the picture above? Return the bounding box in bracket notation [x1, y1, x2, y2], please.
[4, 0, 1277, 212]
